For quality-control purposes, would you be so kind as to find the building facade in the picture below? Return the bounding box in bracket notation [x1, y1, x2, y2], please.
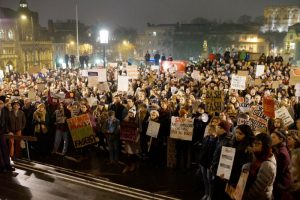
[262, 5, 300, 32]
[0, 0, 53, 72]
[284, 23, 300, 63]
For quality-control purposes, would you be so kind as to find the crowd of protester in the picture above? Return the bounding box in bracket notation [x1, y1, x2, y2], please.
[0, 51, 300, 200]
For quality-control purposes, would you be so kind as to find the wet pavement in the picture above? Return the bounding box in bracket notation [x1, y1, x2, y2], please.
[21, 147, 203, 200]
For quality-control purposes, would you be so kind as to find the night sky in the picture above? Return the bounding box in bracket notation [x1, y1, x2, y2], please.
[1, 0, 300, 31]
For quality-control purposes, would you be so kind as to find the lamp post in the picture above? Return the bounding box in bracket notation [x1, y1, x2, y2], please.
[20, 14, 36, 68]
[99, 29, 109, 68]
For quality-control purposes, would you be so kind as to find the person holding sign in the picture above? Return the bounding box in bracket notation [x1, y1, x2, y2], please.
[211, 120, 232, 200]
[120, 107, 139, 173]
[242, 133, 276, 200]
[271, 130, 292, 200]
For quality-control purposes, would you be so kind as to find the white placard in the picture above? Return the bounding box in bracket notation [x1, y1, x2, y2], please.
[150, 65, 160, 71]
[171, 86, 177, 94]
[126, 65, 138, 79]
[87, 97, 98, 107]
[80, 70, 89, 77]
[117, 76, 129, 92]
[98, 68, 107, 82]
[0, 70, 4, 78]
[88, 71, 99, 87]
[146, 121, 160, 138]
[231, 75, 246, 90]
[295, 83, 300, 90]
[255, 65, 265, 77]
[191, 70, 201, 81]
[275, 107, 294, 127]
[217, 146, 236, 180]
[170, 117, 194, 141]
[108, 62, 118, 68]
[28, 90, 36, 101]
[296, 90, 300, 97]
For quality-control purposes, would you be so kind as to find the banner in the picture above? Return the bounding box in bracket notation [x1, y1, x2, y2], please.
[120, 121, 138, 142]
[126, 65, 138, 79]
[67, 114, 97, 149]
[88, 69, 107, 82]
[117, 76, 129, 91]
[263, 97, 275, 118]
[275, 107, 294, 127]
[161, 60, 187, 73]
[231, 75, 246, 90]
[170, 117, 194, 141]
[146, 121, 160, 138]
[255, 65, 265, 77]
[217, 146, 236, 180]
[205, 90, 223, 113]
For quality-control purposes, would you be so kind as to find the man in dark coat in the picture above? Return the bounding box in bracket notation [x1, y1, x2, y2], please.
[0, 96, 15, 172]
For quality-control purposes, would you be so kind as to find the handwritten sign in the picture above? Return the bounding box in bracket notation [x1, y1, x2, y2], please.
[231, 75, 246, 90]
[146, 121, 160, 138]
[255, 65, 265, 77]
[263, 97, 275, 118]
[275, 107, 294, 127]
[67, 114, 97, 149]
[217, 146, 236, 180]
[117, 76, 129, 91]
[126, 65, 138, 79]
[205, 90, 223, 113]
[120, 121, 138, 142]
[170, 117, 194, 141]
[249, 105, 269, 130]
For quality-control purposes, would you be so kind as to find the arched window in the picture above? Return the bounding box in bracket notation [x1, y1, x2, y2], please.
[0, 29, 4, 39]
[8, 30, 14, 40]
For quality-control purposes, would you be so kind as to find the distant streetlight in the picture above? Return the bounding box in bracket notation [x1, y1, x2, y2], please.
[100, 29, 109, 67]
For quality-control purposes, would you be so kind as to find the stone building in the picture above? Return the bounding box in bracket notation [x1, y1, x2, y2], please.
[262, 5, 300, 32]
[0, 0, 53, 72]
[284, 23, 300, 63]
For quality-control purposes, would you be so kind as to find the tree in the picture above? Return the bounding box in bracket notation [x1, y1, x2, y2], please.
[190, 17, 210, 24]
[237, 15, 252, 24]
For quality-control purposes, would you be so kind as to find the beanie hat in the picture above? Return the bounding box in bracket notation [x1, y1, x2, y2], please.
[255, 133, 272, 149]
[272, 130, 287, 142]
[218, 120, 231, 133]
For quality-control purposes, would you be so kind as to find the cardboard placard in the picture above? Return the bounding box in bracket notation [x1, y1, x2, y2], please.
[170, 117, 194, 141]
[117, 76, 129, 92]
[275, 107, 294, 127]
[146, 121, 160, 138]
[205, 90, 223, 113]
[217, 146, 236, 180]
[231, 75, 246, 90]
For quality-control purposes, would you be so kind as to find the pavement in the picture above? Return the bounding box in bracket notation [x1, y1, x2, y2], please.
[20, 146, 203, 200]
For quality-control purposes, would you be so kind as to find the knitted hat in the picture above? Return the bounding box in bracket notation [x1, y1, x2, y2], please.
[255, 133, 272, 149]
[272, 130, 287, 142]
[218, 120, 231, 133]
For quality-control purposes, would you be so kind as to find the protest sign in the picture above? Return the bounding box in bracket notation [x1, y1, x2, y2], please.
[87, 97, 98, 107]
[88, 71, 98, 87]
[37, 83, 45, 93]
[254, 79, 262, 86]
[191, 70, 201, 81]
[97, 68, 107, 82]
[150, 65, 160, 71]
[80, 70, 88, 77]
[98, 82, 110, 91]
[237, 71, 249, 76]
[289, 68, 300, 86]
[175, 71, 185, 79]
[0, 70, 4, 78]
[255, 65, 265, 77]
[117, 76, 129, 91]
[217, 146, 236, 180]
[170, 117, 194, 141]
[146, 121, 160, 138]
[126, 65, 138, 79]
[161, 60, 187, 73]
[275, 107, 294, 127]
[263, 97, 275, 118]
[67, 114, 97, 149]
[234, 170, 249, 200]
[28, 90, 36, 101]
[205, 90, 223, 113]
[120, 122, 138, 142]
[231, 75, 246, 90]
[249, 105, 269, 130]
[272, 81, 280, 89]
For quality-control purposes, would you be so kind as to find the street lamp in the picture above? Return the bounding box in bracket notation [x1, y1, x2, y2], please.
[100, 29, 109, 67]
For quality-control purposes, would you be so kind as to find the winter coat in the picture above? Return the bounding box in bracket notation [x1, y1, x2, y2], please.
[243, 155, 277, 200]
[198, 135, 217, 168]
[8, 110, 26, 133]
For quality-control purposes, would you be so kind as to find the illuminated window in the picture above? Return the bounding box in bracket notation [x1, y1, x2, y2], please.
[290, 43, 296, 50]
[8, 30, 14, 40]
[20, 3, 27, 8]
[153, 32, 157, 36]
[0, 29, 4, 39]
